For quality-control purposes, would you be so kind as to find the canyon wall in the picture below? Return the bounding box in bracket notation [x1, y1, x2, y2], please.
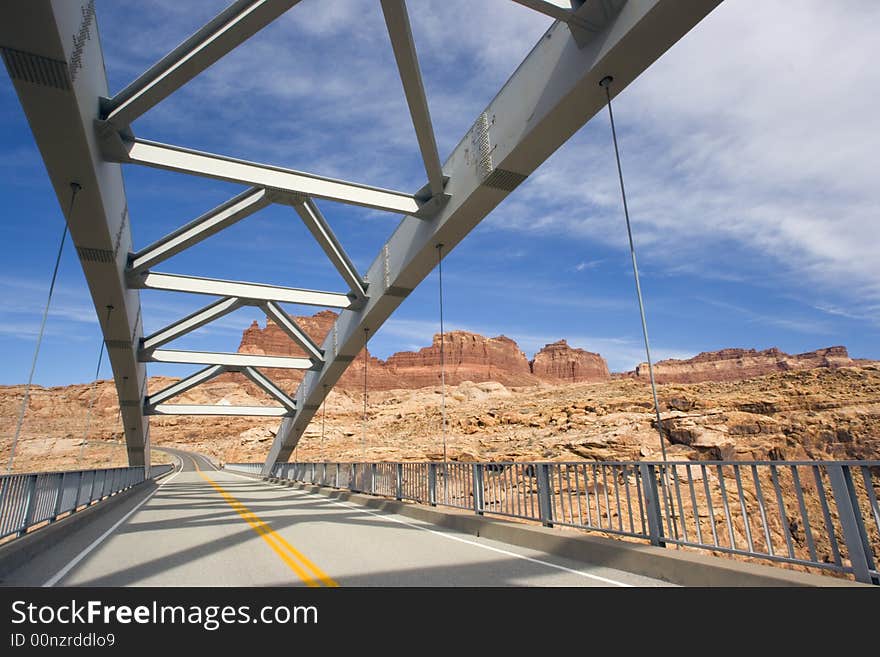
[632, 346, 853, 384]
[238, 312, 857, 389]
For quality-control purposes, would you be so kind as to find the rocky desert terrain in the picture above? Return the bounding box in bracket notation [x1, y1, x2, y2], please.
[1, 311, 877, 473]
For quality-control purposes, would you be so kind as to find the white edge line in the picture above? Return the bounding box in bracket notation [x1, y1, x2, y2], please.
[326, 497, 633, 587]
[43, 468, 183, 587]
[252, 479, 634, 587]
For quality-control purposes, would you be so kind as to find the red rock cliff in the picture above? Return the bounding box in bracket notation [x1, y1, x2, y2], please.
[531, 339, 610, 382]
[633, 346, 852, 384]
[385, 331, 536, 387]
[237, 312, 854, 390]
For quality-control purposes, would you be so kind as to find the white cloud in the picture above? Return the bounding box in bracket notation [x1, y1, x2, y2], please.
[574, 260, 602, 272]
[490, 1, 880, 309]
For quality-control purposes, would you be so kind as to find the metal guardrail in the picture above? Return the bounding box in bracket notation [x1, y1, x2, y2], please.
[0, 464, 174, 541]
[225, 463, 263, 475]
[225, 459, 880, 585]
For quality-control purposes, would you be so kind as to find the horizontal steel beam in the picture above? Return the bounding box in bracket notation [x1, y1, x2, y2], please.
[146, 404, 293, 417]
[116, 138, 421, 215]
[146, 365, 225, 406]
[104, 0, 303, 128]
[140, 349, 316, 370]
[141, 296, 242, 351]
[129, 188, 270, 274]
[130, 272, 354, 309]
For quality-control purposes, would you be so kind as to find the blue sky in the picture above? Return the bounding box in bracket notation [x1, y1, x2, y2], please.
[1, 0, 878, 387]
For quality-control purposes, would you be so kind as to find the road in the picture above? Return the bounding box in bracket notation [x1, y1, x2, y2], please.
[3, 449, 673, 587]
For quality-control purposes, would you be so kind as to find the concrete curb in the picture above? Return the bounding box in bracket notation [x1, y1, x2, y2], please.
[253, 476, 865, 587]
[0, 479, 160, 581]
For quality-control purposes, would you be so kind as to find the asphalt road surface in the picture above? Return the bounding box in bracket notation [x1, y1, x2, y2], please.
[3, 449, 673, 587]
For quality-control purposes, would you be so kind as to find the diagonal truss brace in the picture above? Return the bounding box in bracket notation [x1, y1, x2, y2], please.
[239, 366, 296, 412]
[146, 364, 225, 406]
[142, 296, 242, 351]
[128, 187, 366, 302]
[145, 363, 294, 414]
[129, 187, 270, 275]
[142, 295, 325, 364]
[381, 0, 444, 198]
[103, 0, 304, 129]
[288, 197, 367, 299]
[261, 301, 324, 362]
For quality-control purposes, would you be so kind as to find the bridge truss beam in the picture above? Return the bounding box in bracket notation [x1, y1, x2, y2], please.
[262, 0, 722, 473]
[2, 0, 720, 476]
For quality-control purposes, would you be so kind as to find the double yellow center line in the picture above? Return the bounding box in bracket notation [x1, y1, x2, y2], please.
[194, 461, 337, 587]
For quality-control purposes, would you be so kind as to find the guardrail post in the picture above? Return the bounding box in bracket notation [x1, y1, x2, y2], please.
[50, 473, 64, 522]
[826, 464, 874, 584]
[639, 463, 665, 547]
[428, 463, 437, 506]
[73, 471, 83, 512]
[18, 475, 38, 537]
[536, 464, 553, 527]
[335, 463, 340, 488]
[0, 477, 10, 519]
[396, 463, 403, 501]
[472, 464, 484, 515]
[370, 463, 377, 495]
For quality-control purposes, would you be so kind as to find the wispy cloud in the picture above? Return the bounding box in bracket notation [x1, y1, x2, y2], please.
[697, 297, 833, 335]
[486, 1, 880, 311]
[574, 260, 603, 272]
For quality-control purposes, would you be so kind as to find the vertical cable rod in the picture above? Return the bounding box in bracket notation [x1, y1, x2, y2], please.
[600, 76, 667, 463]
[6, 182, 79, 473]
[437, 244, 449, 504]
[600, 76, 677, 538]
[78, 305, 114, 465]
[437, 244, 448, 465]
[362, 327, 369, 462]
[321, 384, 327, 463]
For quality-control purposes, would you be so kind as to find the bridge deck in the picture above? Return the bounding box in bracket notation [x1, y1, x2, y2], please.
[3, 452, 670, 587]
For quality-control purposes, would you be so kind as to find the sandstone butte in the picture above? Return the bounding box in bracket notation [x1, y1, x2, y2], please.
[236, 310, 611, 389]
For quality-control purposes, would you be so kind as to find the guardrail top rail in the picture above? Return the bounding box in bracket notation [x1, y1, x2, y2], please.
[0, 464, 172, 541]
[238, 459, 880, 585]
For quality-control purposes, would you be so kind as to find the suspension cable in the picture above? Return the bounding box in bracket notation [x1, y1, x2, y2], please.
[437, 244, 448, 466]
[600, 76, 668, 463]
[362, 327, 369, 462]
[437, 244, 450, 503]
[6, 182, 80, 473]
[601, 76, 677, 536]
[78, 305, 114, 465]
[321, 384, 327, 463]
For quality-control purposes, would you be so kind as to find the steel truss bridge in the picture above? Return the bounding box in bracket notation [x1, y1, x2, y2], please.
[2, 0, 721, 477]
